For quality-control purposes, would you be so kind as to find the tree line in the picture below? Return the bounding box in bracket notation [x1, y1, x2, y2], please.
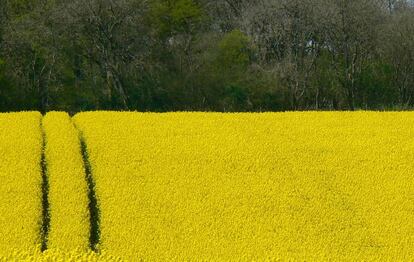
[0, 0, 413, 112]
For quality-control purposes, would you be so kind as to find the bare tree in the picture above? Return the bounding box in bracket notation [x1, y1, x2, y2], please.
[1, 0, 58, 112]
[327, 0, 384, 110]
[62, 0, 150, 109]
[381, 5, 414, 106]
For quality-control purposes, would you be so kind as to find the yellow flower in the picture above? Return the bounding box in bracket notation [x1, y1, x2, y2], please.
[2, 111, 414, 260]
[43, 112, 90, 251]
[73, 111, 414, 260]
[0, 112, 42, 256]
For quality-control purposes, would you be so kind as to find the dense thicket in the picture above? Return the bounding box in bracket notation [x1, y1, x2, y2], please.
[0, 0, 413, 112]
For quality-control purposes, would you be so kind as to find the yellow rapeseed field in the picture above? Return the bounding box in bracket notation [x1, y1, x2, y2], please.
[0, 112, 43, 255]
[1, 111, 414, 260]
[0, 249, 122, 261]
[73, 111, 414, 261]
[43, 112, 90, 251]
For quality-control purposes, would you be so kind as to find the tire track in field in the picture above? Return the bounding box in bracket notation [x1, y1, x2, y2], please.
[75, 124, 101, 252]
[40, 118, 50, 252]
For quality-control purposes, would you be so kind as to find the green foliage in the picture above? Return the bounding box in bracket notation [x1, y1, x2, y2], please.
[7, 0, 41, 17]
[0, 58, 10, 105]
[357, 62, 398, 108]
[0, 58, 30, 111]
[218, 30, 251, 69]
[221, 84, 249, 111]
[1, 0, 414, 112]
[151, 0, 205, 36]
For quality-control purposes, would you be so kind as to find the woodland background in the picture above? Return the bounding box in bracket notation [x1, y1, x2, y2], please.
[0, 0, 413, 112]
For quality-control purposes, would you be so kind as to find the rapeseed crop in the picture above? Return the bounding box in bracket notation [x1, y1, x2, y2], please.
[0, 112, 43, 255]
[73, 112, 414, 260]
[1, 111, 414, 260]
[43, 112, 90, 251]
[0, 249, 122, 261]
